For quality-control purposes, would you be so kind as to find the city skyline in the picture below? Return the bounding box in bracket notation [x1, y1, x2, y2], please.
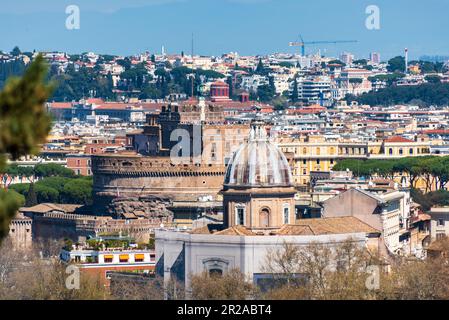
[1, 0, 448, 59]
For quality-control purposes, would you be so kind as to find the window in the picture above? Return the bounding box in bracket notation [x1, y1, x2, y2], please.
[409, 148, 414, 155]
[437, 219, 445, 227]
[209, 269, 223, 277]
[389, 148, 393, 155]
[436, 233, 446, 240]
[303, 159, 307, 165]
[134, 254, 144, 262]
[119, 254, 129, 263]
[399, 148, 403, 155]
[283, 205, 290, 224]
[385, 200, 400, 212]
[235, 206, 245, 225]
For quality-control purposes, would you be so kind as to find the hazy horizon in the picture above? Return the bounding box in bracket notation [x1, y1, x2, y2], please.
[1, 0, 448, 60]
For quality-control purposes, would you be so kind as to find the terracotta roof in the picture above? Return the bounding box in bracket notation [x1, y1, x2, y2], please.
[49, 102, 73, 109]
[190, 224, 256, 236]
[214, 225, 256, 236]
[19, 203, 82, 214]
[210, 81, 229, 87]
[275, 217, 380, 236]
[190, 224, 224, 234]
[384, 136, 414, 143]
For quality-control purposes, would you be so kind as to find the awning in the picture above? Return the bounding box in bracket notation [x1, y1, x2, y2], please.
[119, 254, 129, 260]
[134, 254, 144, 260]
[104, 255, 113, 260]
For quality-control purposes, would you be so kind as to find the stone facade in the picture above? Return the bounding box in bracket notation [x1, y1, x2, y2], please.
[30, 212, 159, 243]
[8, 213, 32, 251]
[91, 154, 226, 214]
[105, 195, 173, 220]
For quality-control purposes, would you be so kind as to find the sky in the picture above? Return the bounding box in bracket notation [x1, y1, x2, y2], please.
[0, 0, 448, 60]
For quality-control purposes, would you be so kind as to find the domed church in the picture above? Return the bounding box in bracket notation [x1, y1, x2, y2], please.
[156, 116, 381, 294]
[223, 117, 296, 229]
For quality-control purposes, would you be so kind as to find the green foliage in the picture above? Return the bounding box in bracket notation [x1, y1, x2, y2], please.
[255, 58, 267, 75]
[0, 55, 53, 243]
[355, 82, 449, 106]
[290, 77, 299, 102]
[25, 183, 38, 207]
[4, 165, 34, 177]
[61, 178, 93, 205]
[368, 73, 405, 86]
[411, 188, 449, 212]
[50, 65, 115, 101]
[10, 176, 93, 206]
[256, 84, 276, 102]
[63, 239, 73, 251]
[0, 189, 25, 239]
[327, 59, 346, 67]
[34, 184, 60, 203]
[34, 163, 75, 178]
[425, 75, 441, 83]
[333, 156, 449, 193]
[0, 59, 27, 89]
[0, 55, 53, 164]
[278, 62, 294, 68]
[387, 56, 406, 73]
[349, 78, 363, 84]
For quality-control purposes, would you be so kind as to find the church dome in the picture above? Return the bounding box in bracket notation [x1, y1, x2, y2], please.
[224, 121, 293, 188]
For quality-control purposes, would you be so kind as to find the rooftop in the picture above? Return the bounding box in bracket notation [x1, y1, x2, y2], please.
[189, 216, 380, 236]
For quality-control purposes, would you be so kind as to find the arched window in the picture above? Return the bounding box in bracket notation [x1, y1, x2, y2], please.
[209, 269, 223, 277]
[389, 148, 393, 155]
[399, 148, 403, 155]
[202, 258, 229, 277]
[409, 148, 414, 155]
[259, 208, 270, 228]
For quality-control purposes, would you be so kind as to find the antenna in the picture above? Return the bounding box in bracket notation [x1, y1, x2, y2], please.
[191, 33, 194, 58]
[404, 48, 409, 74]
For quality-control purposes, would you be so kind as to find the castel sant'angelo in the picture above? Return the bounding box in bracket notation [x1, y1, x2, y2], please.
[91, 99, 251, 221]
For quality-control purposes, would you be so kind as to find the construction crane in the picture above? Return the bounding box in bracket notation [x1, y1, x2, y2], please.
[289, 35, 358, 56]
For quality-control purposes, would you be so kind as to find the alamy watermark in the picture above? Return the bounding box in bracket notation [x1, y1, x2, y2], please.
[65, 265, 80, 290]
[365, 265, 380, 290]
[365, 5, 380, 30]
[66, 5, 81, 30]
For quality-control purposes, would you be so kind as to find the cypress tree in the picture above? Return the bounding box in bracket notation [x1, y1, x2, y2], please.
[25, 183, 38, 207]
[291, 77, 299, 102]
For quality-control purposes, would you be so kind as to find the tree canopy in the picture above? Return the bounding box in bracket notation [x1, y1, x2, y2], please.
[333, 156, 449, 193]
[353, 82, 449, 107]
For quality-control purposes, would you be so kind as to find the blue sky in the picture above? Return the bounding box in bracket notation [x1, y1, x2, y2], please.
[1, 0, 448, 60]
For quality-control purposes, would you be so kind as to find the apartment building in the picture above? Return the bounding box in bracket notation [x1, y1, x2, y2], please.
[276, 134, 433, 186]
